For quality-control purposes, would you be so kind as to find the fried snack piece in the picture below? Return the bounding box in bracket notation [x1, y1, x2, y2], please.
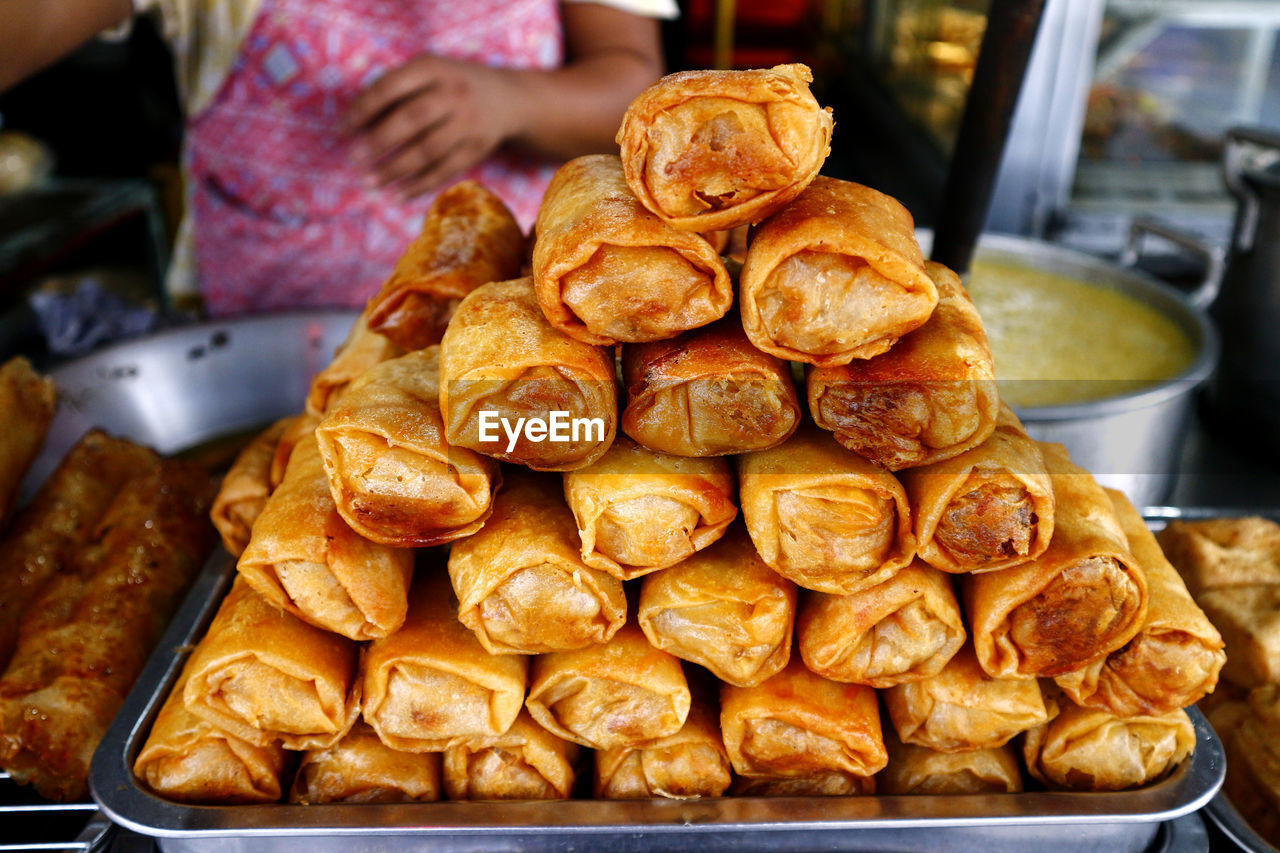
[533, 154, 731, 346]
[304, 307, 403, 418]
[443, 710, 579, 800]
[1155, 515, 1280, 595]
[439, 277, 617, 470]
[210, 416, 299, 557]
[731, 771, 875, 796]
[0, 356, 56, 529]
[366, 180, 525, 351]
[737, 426, 915, 595]
[621, 315, 800, 457]
[1194, 586, 1280, 688]
[448, 471, 626, 654]
[798, 560, 965, 688]
[616, 64, 832, 232]
[315, 347, 500, 547]
[290, 721, 442, 804]
[739, 176, 936, 366]
[1215, 686, 1280, 848]
[879, 735, 1023, 795]
[563, 434, 736, 580]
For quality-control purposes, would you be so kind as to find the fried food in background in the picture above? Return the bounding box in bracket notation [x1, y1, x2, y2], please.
[0, 356, 56, 531]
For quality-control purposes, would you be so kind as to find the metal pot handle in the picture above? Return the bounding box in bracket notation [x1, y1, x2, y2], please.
[1223, 125, 1280, 253]
[1119, 217, 1224, 310]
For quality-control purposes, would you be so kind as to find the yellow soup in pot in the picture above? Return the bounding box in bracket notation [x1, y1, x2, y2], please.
[966, 260, 1197, 409]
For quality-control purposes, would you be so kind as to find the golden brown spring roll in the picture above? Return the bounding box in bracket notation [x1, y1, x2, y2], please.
[0, 356, 56, 529]
[1155, 515, 1280, 595]
[135, 659, 291, 805]
[616, 64, 832, 232]
[739, 176, 937, 366]
[1055, 490, 1225, 717]
[562, 434, 737, 579]
[366, 180, 525, 351]
[210, 416, 298, 557]
[447, 471, 626, 654]
[268, 413, 319, 489]
[238, 428, 413, 641]
[720, 658, 887, 780]
[806, 261, 996, 469]
[533, 154, 732, 346]
[882, 645, 1049, 754]
[964, 443, 1148, 679]
[797, 560, 965, 688]
[0, 430, 159, 670]
[737, 426, 915, 595]
[443, 710, 579, 800]
[304, 307, 404, 418]
[526, 621, 690, 750]
[731, 771, 876, 796]
[289, 721, 442, 804]
[638, 525, 796, 687]
[1022, 700, 1196, 791]
[879, 735, 1023, 795]
[315, 347, 500, 547]
[903, 405, 1054, 574]
[362, 571, 528, 753]
[0, 459, 215, 801]
[183, 575, 361, 751]
[621, 315, 800, 457]
[439, 277, 617, 470]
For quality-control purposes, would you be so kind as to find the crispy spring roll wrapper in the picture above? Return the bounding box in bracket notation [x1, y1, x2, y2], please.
[443, 710, 580, 800]
[367, 180, 525, 351]
[304, 307, 404, 418]
[879, 735, 1023, 795]
[290, 721, 442, 804]
[238, 429, 413, 641]
[361, 571, 528, 752]
[533, 154, 732, 346]
[1056, 490, 1226, 717]
[1194, 585, 1280, 688]
[315, 347, 500, 547]
[0, 356, 56, 529]
[737, 426, 916, 595]
[448, 471, 625, 654]
[1022, 700, 1196, 791]
[964, 443, 1148, 679]
[439, 277, 617, 471]
[0, 459, 215, 801]
[882, 645, 1049, 753]
[135, 660, 291, 804]
[616, 64, 832, 232]
[562, 434, 736, 579]
[210, 416, 299, 557]
[720, 659, 887, 779]
[739, 176, 937, 366]
[797, 560, 965, 688]
[638, 526, 796, 687]
[0, 430, 159, 670]
[1155, 515, 1280, 595]
[268, 413, 320, 489]
[806, 261, 997, 469]
[526, 621, 691, 750]
[731, 770, 876, 796]
[903, 405, 1054, 574]
[620, 315, 800, 457]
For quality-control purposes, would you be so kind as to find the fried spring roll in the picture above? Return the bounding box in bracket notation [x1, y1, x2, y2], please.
[1056, 490, 1225, 717]
[439, 277, 617, 470]
[737, 426, 915, 595]
[878, 735, 1023, 795]
[533, 154, 732, 346]
[964, 443, 1148, 679]
[0, 356, 56, 529]
[720, 659, 886, 780]
[315, 348, 500, 547]
[562, 435, 736, 579]
[0, 459, 215, 801]
[289, 721, 442, 804]
[1155, 515, 1280, 595]
[526, 622, 690, 750]
[882, 645, 1048, 754]
[361, 571, 528, 752]
[797, 560, 965, 688]
[739, 176, 937, 366]
[304, 307, 403, 418]
[448, 471, 626, 654]
[269, 413, 320, 489]
[0, 430, 159, 670]
[621, 315, 800, 457]
[638, 525, 796, 687]
[902, 405, 1054, 574]
[731, 771, 876, 796]
[443, 710, 579, 800]
[366, 180, 525, 351]
[806, 261, 996, 469]
[210, 416, 299, 557]
[615, 64, 832, 232]
[238, 429, 414, 641]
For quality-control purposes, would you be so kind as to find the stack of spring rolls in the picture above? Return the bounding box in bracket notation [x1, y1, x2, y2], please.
[135, 63, 1226, 807]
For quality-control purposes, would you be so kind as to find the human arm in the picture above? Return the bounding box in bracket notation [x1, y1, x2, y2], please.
[0, 0, 133, 93]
